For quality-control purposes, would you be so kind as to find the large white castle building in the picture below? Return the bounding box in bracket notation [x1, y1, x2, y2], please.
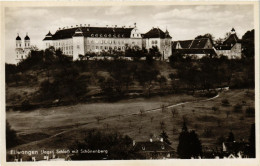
[15, 33, 31, 63]
[42, 23, 172, 61]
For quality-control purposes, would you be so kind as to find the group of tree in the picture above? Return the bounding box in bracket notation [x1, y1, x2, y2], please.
[177, 121, 202, 159]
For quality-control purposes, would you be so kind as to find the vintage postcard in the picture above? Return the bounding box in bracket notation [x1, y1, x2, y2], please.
[0, 1, 259, 166]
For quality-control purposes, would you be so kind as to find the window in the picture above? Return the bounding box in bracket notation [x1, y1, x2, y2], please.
[95, 34, 98, 37]
[77, 45, 80, 49]
[100, 46, 103, 50]
[105, 46, 107, 50]
[132, 34, 134, 37]
[104, 34, 107, 37]
[152, 41, 154, 44]
[137, 34, 139, 37]
[20, 44, 21, 47]
[118, 46, 121, 50]
[96, 46, 99, 49]
[100, 34, 102, 37]
[122, 46, 125, 50]
[155, 40, 158, 44]
[21, 55, 23, 59]
[91, 34, 94, 37]
[113, 40, 116, 44]
[132, 42, 135, 45]
[114, 46, 117, 49]
[108, 34, 111, 37]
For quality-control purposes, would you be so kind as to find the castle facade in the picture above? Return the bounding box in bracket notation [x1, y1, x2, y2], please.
[42, 24, 172, 61]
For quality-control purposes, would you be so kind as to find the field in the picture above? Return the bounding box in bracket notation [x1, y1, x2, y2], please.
[6, 88, 255, 153]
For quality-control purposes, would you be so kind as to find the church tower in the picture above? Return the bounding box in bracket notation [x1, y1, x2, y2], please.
[15, 34, 23, 63]
[24, 33, 30, 48]
[16, 33, 22, 48]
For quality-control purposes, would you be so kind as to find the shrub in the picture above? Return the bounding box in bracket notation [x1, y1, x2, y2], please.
[246, 107, 255, 117]
[222, 99, 230, 106]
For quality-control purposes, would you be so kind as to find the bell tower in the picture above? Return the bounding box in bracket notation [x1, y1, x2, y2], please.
[24, 33, 30, 48]
[16, 33, 22, 48]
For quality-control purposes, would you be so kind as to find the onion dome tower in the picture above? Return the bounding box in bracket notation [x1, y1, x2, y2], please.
[16, 33, 22, 48]
[24, 33, 30, 48]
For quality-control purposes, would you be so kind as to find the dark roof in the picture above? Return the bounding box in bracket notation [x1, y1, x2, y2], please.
[174, 38, 210, 49]
[24, 35, 30, 40]
[172, 41, 177, 48]
[49, 27, 134, 40]
[16, 35, 21, 40]
[178, 40, 193, 48]
[43, 31, 53, 41]
[223, 34, 240, 46]
[173, 48, 217, 55]
[143, 28, 171, 39]
[46, 31, 52, 36]
[73, 28, 84, 37]
[190, 38, 209, 49]
[134, 141, 174, 152]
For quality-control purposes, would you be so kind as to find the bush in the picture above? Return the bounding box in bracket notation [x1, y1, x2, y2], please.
[246, 107, 255, 117]
[221, 99, 230, 106]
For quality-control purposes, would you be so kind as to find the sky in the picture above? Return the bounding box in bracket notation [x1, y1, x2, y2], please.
[5, 5, 254, 64]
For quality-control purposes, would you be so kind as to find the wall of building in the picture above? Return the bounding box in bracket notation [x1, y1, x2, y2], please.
[73, 36, 85, 60]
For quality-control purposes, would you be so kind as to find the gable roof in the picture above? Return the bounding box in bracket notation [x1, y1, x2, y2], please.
[134, 141, 174, 152]
[48, 27, 134, 40]
[143, 27, 171, 39]
[190, 38, 210, 48]
[223, 33, 240, 46]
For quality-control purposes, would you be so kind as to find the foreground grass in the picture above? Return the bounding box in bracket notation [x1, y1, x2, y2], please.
[7, 89, 254, 155]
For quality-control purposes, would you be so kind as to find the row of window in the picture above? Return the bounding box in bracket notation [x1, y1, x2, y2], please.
[93, 46, 125, 50]
[87, 40, 140, 45]
[90, 34, 125, 38]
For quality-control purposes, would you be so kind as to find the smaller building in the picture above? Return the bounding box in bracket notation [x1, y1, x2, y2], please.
[15, 33, 31, 63]
[215, 28, 242, 59]
[133, 138, 175, 159]
[172, 38, 217, 58]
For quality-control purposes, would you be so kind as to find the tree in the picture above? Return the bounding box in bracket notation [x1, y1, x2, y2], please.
[195, 33, 215, 41]
[241, 29, 254, 58]
[160, 130, 171, 145]
[6, 121, 20, 149]
[177, 122, 202, 158]
[248, 123, 255, 157]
